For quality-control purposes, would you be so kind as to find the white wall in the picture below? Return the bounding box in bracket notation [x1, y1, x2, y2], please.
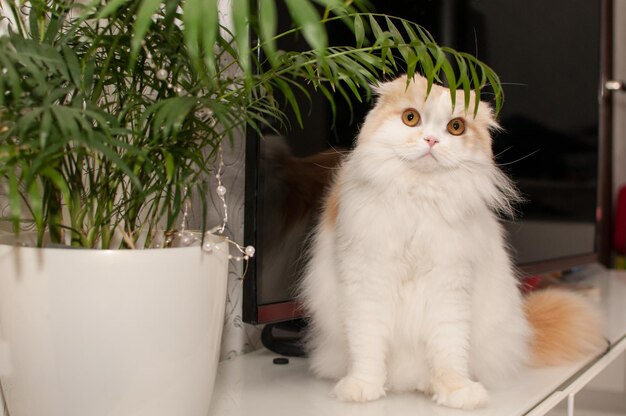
[203, 0, 262, 361]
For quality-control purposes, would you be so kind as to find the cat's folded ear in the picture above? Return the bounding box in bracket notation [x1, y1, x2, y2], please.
[453, 88, 502, 129]
[475, 100, 502, 132]
[370, 82, 387, 96]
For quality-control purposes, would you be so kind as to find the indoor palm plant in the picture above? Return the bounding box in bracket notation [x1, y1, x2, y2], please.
[0, 1, 502, 415]
[0, 0, 502, 247]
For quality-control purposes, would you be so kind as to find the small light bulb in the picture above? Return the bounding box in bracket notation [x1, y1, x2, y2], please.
[181, 232, 196, 246]
[156, 68, 168, 80]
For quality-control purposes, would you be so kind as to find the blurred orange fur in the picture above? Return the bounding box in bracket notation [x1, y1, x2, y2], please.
[524, 288, 606, 367]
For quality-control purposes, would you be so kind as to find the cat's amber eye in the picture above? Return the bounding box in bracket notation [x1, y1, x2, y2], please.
[402, 109, 421, 127]
[447, 118, 466, 136]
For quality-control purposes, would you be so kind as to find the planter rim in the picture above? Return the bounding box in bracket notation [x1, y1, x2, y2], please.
[0, 231, 226, 252]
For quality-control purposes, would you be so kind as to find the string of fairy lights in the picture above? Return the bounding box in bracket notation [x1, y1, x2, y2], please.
[143, 44, 255, 262]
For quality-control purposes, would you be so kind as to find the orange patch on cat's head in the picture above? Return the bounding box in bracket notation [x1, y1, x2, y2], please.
[362, 74, 500, 161]
[373, 74, 498, 120]
[374, 74, 498, 116]
[359, 75, 428, 144]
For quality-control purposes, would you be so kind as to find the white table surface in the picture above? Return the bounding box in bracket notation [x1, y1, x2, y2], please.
[208, 268, 626, 416]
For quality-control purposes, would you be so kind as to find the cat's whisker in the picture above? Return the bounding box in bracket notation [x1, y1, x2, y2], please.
[325, 145, 351, 156]
[312, 163, 342, 171]
[473, 28, 480, 58]
[496, 149, 541, 166]
[494, 146, 513, 158]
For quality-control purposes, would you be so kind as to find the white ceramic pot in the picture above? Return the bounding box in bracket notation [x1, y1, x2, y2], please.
[0, 235, 229, 416]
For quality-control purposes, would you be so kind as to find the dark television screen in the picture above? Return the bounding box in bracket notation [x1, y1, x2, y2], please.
[243, 0, 608, 324]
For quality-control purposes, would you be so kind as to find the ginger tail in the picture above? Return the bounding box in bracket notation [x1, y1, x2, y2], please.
[524, 288, 607, 367]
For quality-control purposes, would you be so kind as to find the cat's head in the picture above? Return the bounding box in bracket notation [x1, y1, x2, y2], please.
[357, 75, 499, 173]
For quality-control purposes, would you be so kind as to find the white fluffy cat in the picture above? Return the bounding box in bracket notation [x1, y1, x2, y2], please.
[300, 75, 605, 410]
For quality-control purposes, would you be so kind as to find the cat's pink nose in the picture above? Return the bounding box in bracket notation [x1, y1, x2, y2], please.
[424, 136, 439, 148]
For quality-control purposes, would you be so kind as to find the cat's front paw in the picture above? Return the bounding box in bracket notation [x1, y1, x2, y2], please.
[431, 374, 489, 410]
[333, 376, 386, 402]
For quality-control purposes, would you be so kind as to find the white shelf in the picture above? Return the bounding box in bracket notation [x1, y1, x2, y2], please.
[208, 269, 626, 416]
